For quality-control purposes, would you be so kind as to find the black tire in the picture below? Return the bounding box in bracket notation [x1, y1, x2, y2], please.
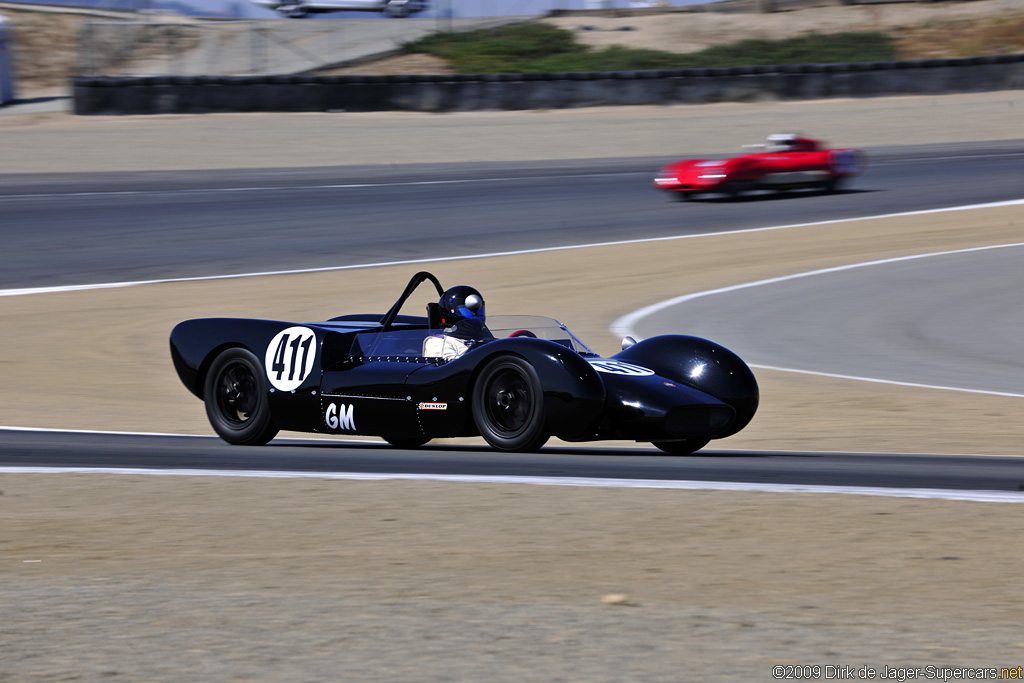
[821, 176, 843, 194]
[653, 437, 711, 455]
[472, 356, 549, 452]
[204, 347, 278, 446]
[384, 436, 430, 449]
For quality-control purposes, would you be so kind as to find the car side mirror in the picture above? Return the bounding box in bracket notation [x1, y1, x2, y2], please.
[621, 336, 637, 350]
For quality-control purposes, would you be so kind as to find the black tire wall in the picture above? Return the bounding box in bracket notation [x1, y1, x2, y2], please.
[73, 54, 1024, 115]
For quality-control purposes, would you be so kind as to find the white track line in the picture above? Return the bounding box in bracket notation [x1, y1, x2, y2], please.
[612, 239, 1024, 398]
[1, 149, 1018, 201]
[5, 424, 1018, 457]
[0, 173, 633, 202]
[0, 425, 378, 444]
[3, 199, 1021, 298]
[2, 465, 1022, 503]
[748, 364, 1024, 398]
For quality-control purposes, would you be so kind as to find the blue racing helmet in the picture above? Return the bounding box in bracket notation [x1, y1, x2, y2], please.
[439, 285, 485, 326]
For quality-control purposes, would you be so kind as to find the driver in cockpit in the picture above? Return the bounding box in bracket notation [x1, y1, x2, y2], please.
[423, 285, 493, 360]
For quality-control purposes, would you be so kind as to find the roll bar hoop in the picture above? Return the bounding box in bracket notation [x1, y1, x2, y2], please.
[378, 271, 446, 332]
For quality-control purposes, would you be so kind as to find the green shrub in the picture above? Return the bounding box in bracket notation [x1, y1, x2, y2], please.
[690, 32, 898, 67]
[403, 23, 585, 71]
[403, 24, 899, 74]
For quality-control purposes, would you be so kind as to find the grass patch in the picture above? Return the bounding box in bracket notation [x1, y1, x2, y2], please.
[402, 24, 899, 74]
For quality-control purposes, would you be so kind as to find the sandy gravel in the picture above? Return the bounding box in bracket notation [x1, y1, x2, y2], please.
[3, 92, 1024, 680]
[3, 91, 1023, 172]
[6, 475, 1024, 681]
[543, 0, 1024, 53]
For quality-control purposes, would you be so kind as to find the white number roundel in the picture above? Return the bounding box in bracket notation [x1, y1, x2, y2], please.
[588, 360, 655, 376]
[265, 326, 317, 391]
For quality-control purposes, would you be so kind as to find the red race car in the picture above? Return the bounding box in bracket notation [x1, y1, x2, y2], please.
[654, 134, 865, 201]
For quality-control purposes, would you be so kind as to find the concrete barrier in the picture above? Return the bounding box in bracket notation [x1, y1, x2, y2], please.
[0, 14, 15, 104]
[72, 53, 1024, 115]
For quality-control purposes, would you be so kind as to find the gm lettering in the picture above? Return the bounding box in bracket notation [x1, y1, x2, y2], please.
[325, 402, 356, 431]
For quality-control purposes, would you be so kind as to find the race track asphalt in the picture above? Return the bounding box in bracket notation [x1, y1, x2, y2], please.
[6, 428, 1024, 494]
[2, 142, 1021, 289]
[632, 234, 1024, 396]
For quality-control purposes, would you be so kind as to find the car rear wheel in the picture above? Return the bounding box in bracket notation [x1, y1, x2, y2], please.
[472, 356, 549, 452]
[653, 437, 710, 455]
[204, 347, 279, 446]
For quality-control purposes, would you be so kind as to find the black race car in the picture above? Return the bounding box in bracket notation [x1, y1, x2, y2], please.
[170, 271, 758, 454]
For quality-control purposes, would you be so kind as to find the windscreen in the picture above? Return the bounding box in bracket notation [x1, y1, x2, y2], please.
[350, 315, 597, 359]
[485, 315, 597, 356]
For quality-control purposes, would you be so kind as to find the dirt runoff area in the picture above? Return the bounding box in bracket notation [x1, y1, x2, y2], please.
[542, 0, 1024, 58]
[3, 92, 1024, 681]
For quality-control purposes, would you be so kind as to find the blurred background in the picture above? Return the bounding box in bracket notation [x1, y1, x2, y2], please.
[2, 0, 726, 19]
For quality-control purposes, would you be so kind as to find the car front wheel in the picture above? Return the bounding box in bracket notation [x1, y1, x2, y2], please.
[204, 347, 279, 446]
[472, 356, 549, 452]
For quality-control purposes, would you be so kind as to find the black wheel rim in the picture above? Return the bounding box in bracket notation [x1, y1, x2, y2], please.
[214, 360, 259, 428]
[484, 367, 534, 436]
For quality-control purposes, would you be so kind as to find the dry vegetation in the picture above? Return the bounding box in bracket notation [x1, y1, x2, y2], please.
[3, 6, 200, 95]
[537, 0, 1024, 59]
[896, 14, 1024, 58]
